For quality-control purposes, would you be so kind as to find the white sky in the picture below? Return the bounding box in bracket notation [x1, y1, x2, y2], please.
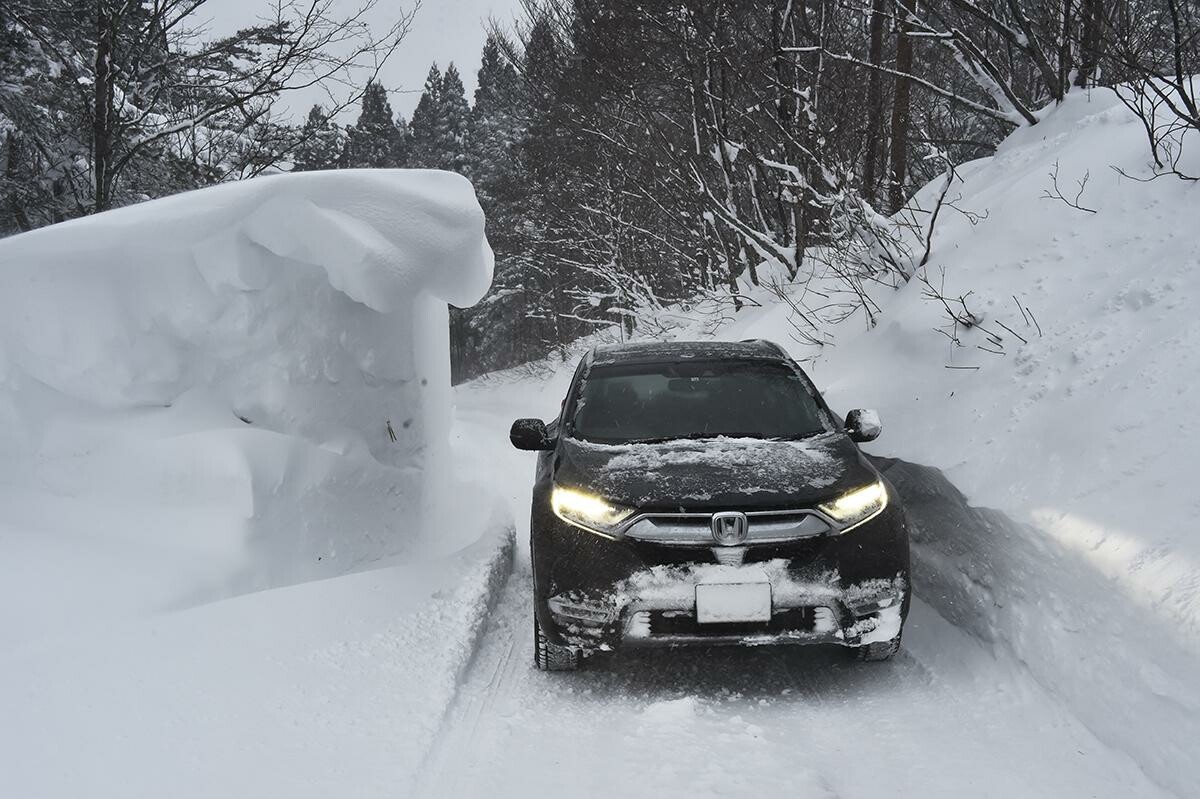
[203, 0, 525, 120]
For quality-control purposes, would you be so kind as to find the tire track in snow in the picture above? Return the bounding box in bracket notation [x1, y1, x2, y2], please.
[414, 574, 524, 798]
[416, 566, 1175, 799]
[437, 377, 1177, 799]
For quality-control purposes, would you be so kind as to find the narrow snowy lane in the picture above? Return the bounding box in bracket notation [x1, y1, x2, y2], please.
[419, 578, 1165, 798]
[434, 374, 1172, 799]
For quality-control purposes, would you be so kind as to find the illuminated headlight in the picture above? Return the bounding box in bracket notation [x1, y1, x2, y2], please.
[551, 486, 635, 539]
[818, 480, 888, 531]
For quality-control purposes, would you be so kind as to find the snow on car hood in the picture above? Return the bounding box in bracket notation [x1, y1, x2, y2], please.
[556, 432, 875, 510]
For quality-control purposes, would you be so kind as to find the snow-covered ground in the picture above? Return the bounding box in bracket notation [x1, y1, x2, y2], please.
[414, 373, 1170, 798]
[2, 529, 512, 798]
[710, 88, 1200, 797]
[423, 88, 1196, 797]
[421, 587, 1166, 798]
[0, 170, 517, 798]
[2, 88, 1196, 797]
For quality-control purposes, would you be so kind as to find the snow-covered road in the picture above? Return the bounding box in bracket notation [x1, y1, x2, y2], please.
[434, 374, 1172, 799]
[419, 576, 1169, 798]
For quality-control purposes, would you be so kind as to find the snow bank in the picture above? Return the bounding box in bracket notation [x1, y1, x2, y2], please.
[0, 169, 523, 797]
[710, 89, 1199, 796]
[0, 169, 494, 644]
[0, 516, 514, 799]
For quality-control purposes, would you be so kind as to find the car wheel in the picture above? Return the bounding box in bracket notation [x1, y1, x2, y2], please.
[534, 615, 580, 671]
[852, 634, 902, 662]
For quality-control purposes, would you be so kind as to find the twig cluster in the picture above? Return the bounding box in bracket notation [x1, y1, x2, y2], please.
[921, 267, 1042, 369]
[1041, 160, 1097, 214]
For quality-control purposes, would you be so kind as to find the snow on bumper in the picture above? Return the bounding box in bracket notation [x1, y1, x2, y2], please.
[548, 559, 906, 650]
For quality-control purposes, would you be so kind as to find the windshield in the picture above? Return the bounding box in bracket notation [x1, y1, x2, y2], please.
[569, 360, 829, 445]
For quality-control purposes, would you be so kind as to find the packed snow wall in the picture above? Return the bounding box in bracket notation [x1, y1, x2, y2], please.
[0, 170, 493, 626]
[712, 89, 1199, 796]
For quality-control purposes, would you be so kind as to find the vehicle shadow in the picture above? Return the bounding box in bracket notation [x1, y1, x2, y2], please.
[548, 639, 919, 704]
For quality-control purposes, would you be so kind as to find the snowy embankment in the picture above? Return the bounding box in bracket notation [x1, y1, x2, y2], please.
[710, 90, 1198, 795]
[0, 170, 512, 797]
[3, 527, 513, 798]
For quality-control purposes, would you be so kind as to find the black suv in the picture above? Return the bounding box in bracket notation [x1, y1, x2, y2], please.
[510, 340, 910, 670]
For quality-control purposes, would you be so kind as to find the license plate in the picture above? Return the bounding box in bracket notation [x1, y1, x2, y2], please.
[695, 581, 772, 624]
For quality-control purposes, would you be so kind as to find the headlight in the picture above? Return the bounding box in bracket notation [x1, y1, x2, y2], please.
[551, 486, 635, 539]
[818, 480, 888, 531]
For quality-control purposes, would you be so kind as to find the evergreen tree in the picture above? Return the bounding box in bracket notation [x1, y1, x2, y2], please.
[407, 64, 444, 169]
[408, 62, 472, 174]
[428, 62, 477, 381]
[455, 36, 533, 377]
[516, 17, 573, 356]
[292, 105, 348, 172]
[342, 81, 406, 169]
[393, 114, 412, 168]
[469, 37, 523, 204]
[439, 64, 472, 175]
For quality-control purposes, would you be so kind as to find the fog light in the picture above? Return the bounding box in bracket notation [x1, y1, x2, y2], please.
[848, 595, 897, 618]
[548, 595, 615, 625]
[625, 611, 651, 638]
[813, 606, 838, 632]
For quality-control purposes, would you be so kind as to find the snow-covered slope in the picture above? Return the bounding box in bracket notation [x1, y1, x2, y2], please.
[701, 89, 1199, 796]
[2, 527, 513, 799]
[468, 88, 1197, 795]
[0, 169, 519, 798]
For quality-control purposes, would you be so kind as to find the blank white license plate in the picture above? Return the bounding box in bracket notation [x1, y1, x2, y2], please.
[695, 582, 772, 624]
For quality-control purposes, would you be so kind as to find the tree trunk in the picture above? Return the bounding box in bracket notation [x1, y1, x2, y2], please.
[772, 0, 808, 278]
[888, 0, 915, 213]
[862, 0, 886, 204]
[1059, 0, 1074, 94]
[93, 2, 116, 213]
[5, 131, 32, 232]
[1075, 0, 1102, 87]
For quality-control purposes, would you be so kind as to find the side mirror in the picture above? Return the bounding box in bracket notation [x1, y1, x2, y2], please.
[845, 409, 882, 443]
[510, 418, 556, 451]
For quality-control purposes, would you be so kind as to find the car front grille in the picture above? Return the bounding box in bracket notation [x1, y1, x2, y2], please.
[625, 537, 830, 569]
[626, 539, 717, 565]
[647, 607, 815, 637]
[742, 538, 828, 564]
[623, 509, 831, 546]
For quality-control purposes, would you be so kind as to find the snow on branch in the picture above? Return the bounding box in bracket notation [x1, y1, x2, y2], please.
[788, 48, 1021, 127]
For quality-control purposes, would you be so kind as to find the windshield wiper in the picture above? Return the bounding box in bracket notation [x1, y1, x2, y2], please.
[771, 430, 827, 441]
[622, 431, 820, 445]
[623, 432, 717, 444]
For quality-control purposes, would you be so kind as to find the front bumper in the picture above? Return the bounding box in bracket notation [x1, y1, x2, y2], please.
[548, 563, 906, 650]
[532, 501, 911, 652]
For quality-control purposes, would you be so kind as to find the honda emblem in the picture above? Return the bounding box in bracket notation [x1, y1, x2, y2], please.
[710, 511, 749, 546]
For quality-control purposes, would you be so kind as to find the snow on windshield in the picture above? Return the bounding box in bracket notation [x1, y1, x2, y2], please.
[574, 434, 846, 501]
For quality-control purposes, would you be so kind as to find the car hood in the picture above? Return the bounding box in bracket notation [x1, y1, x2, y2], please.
[554, 432, 876, 511]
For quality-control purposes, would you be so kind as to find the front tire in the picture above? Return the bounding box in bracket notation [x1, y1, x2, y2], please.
[534, 615, 580, 671]
[852, 634, 902, 662]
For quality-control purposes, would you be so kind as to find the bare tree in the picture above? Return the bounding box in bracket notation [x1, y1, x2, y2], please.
[862, 0, 888, 204]
[890, 0, 917, 212]
[3, 0, 416, 214]
[1104, 0, 1199, 179]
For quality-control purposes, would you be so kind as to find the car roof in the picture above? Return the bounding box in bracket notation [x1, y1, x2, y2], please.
[589, 339, 791, 366]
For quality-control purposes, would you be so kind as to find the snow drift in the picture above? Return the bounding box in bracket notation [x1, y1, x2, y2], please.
[698, 88, 1199, 796]
[0, 169, 494, 644]
[483, 86, 1197, 796]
